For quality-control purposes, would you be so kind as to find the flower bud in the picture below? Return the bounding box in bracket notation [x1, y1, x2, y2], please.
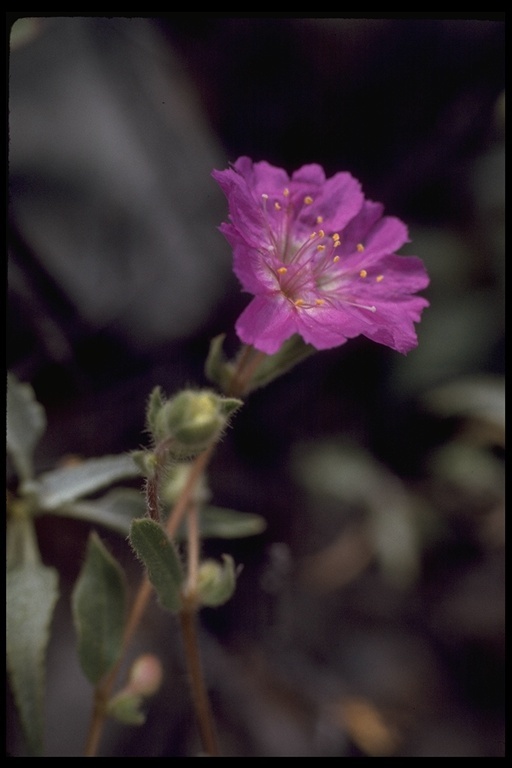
[128, 653, 163, 697]
[197, 554, 237, 607]
[154, 390, 242, 455]
[107, 691, 146, 725]
[107, 654, 163, 725]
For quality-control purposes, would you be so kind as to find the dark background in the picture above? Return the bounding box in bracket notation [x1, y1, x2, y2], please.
[7, 15, 505, 757]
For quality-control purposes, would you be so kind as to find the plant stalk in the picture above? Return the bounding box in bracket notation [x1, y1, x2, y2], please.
[83, 345, 266, 756]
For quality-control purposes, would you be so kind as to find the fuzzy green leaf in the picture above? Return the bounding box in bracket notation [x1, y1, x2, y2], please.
[52, 489, 146, 537]
[129, 519, 184, 613]
[7, 373, 47, 483]
[72, 532, 127, 685]
[35, 454, 141, 510]
[6, 560, 59, 756]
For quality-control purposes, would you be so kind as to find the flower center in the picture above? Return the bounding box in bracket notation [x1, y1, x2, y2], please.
[260, 190, 381, 313]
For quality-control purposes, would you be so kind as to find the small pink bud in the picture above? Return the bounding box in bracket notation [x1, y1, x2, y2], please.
[128, 654, 163, 697]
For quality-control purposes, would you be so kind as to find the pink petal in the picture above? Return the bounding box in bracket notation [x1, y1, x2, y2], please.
[235, 294, 298, 354]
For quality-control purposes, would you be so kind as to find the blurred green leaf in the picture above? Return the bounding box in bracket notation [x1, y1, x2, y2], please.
[72, 532, 127, 685]
[424, 376, 505, 435]
[292, 440, 420, 588]
[129, 519, 184, 613]
[428, 441, 505, 500]
[6, 520, 58, 757]
[176, 505, 266, 541]
[52, 488, 146, 536]
[34, 454, 141, 510]
[7, 373, 46, 483]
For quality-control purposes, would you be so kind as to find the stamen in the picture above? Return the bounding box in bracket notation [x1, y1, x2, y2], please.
[333, 240, 341, 247]
[333, 255, 340, 263]
[332, 233, 340, 241]
[359, 269, 368, 278]
[304, 196, 314, 205]
[317, 229, 325, 238]
[274, 202, 281, 211]
[294, 298, 305, 307]
[259, 193, 280, 254]
[317, 245, 326, 251]
[345, 300, 377, 313]
[316, 216, 324, 224]
[283, 188, 290, 197]
[357, 243, 365, 252]
[376, 275, 384, 282]
[277, 267, 287, 274]
[315, 299, 325, 305]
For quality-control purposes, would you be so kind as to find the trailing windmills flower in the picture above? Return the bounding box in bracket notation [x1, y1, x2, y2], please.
[213, 157, 429, 355]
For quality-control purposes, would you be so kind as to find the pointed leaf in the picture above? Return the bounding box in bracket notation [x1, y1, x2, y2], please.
[51, 489, 146, 537]
[35, 454, 141, 510]
[72, 532, 127, 685]
[204, 333, 235, 392]
[129, 519, 184, 613]
[7, 373, 46, 483]
[145, 386, 166, 434]
[7, 561, 59, 756]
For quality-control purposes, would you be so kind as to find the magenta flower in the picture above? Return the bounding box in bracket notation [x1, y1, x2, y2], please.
[212, 157, 429, 355]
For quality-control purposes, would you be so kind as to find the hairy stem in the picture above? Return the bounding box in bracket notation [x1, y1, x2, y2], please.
[83, 345, 266, 756]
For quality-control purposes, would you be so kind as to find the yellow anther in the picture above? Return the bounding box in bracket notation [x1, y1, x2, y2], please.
[360, 269, 368, 278]
[357, 243, 365, 252]
[277, 267, 287, 274]
[376, 275, 384, 282]
[283, 187, 290, 197]
[315, 298, 325, 305]
[274, 202, 281, 211]
[333, 240, 341, 247]
[317, 245, 326, 251]
[332, 233, 340, 241]
[294, 298, 305, 307]
[316, 216, 324, 224]
[310, 231, 317, 239]
[333, 255, 340, 263]
[317, 229, 325, 238]
[304, 196, 314, 205]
